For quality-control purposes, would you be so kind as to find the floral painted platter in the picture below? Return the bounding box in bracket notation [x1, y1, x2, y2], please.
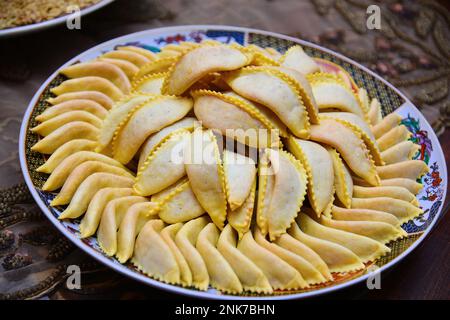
[0, 0, 114, 38]
[19, 25, 447, 299]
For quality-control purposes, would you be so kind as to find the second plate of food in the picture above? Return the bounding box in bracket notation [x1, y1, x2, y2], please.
[0, 0, 114, 37]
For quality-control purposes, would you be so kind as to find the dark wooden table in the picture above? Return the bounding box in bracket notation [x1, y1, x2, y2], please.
[0, 0, 448, 300]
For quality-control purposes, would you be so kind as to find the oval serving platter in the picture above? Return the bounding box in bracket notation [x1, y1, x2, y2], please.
[19, 25, 447, 299]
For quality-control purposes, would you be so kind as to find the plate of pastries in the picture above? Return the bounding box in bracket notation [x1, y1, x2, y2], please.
[19, 26, 447, 299]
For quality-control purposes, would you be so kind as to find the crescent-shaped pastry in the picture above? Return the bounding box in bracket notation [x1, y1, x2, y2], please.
[288, 222, 364, 273]
[159, 223, 193, 287]
[331, 206, 400, 226]
[319, 112, 375, 141]
[376, 160, 429, 180]
[327, 148, 353, 208]
[152, 179, 205, 224]
[157, 48, 182, 59]
[223, 150, 256, 211]
[175, 216, 210, 290]
[266, 149, 308, 240]
[132, 219, 181, 284]
[185, 130, 227, 229]
[368, 98, 382, 126]
[162, 44, 252, 95]
[196, 223, 243, 293]
[352, 176, 423, 191]
[48, 161, 134, 205]
[227, 178, 256, 239]
[36, 139, 97, 173]
[101, 50, 150, 68]
[381, 141, 420, 164]
[372, 113, 402, 139]
[150, 178, 185, 202]
[318, 215, 406, 244]
[358, 88, 370, 115]
[217, 225, 272, 293]
[314, 59, 356, 90]
[380, 178, 423, 195]
[377, 125, 411, 151]
[320, 112, 383, 165]
[57, 173, 134, 219]
[254, 228, 322, 286]
[279, 45, 320, 75]
[265, 47, 282, 59]
[248, 43, 275, 56]
[243, 44, 279, 66]
[116, 46, 157, 61]
[353, 185, 418, 205]
[256, 151, 275, 236]
[134, 131, 191, 196]
[218, 90, 290, 137]
[47, 91, 114, 110]
[237, 230, 305, 290]
[163, 42, 194, 53]
[268, 66, 319, 123]
[174, 41, 199, 49]
[79, 187, 134, 238]
[307, 73, 366, 119]
[287, 137, 334, 216]
[160, 41, 191, 51]
[298, 212, 390, 263]
[309, 118, 379, 186]
[31, 121, 99, 154]
[60, 61, 131, 94]
[274, 232, 332, 281]
[225, 66, 310, 138]
[135, 56, 179, 79]
[351, 197, 423, 224]
[158, 42, 188, 53]
[44, 151, 129, 198]
[51, 77, 124, 101]
[98, 58, 140, 79]
[157, 50, 181, 60]
[44, 158, 132, 193]
[36, 99, 108, 122]
[138, 117, 197, 169]
[113, 96, 193, 164]
[97, 196, 148, 256]
[192, 90, 284, 148]
[31, 110, 102, 136]
[131, 72, 166, 94]
[95, 94, 155, 152]
[116, 201, 160, 263]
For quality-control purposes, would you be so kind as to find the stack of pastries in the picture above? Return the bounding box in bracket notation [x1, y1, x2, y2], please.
[30, 40, 428, 294]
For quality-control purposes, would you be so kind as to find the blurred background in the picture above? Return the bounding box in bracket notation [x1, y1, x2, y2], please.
[0, 0, 449, 299]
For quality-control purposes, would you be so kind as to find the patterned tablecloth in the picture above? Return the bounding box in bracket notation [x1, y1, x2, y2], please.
[0, 0, 449, 300]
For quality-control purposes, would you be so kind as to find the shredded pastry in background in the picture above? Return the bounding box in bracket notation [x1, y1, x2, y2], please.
[0, 0, 101, 30]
